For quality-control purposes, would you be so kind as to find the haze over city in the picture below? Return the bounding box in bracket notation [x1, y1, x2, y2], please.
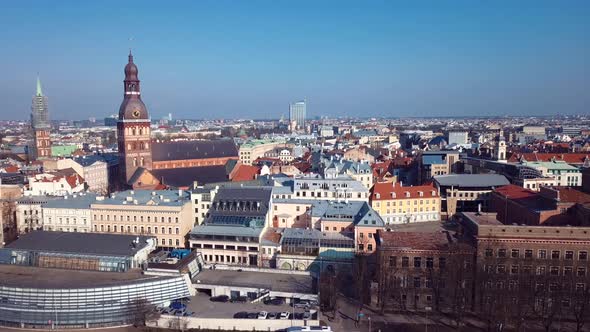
[1, 0, 589, 120]
[3, 2, 590, 332]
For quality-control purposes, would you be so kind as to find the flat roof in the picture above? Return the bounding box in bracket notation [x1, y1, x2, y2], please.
[0, 265, 169, 289]
[194, 269, 314, 294]
[434, 174, 510, 188]
[6, 231, 154, 257]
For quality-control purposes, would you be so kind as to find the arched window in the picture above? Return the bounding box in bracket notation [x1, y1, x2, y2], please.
[133, 158, 137, 167]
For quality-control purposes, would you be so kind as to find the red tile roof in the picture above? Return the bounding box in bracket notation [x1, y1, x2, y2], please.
[231, 164, 260, 182]
[554, 187, 590, 204]
[494, 185, 537, 200]
[508, 153, 590, 164]
[370, 182, 438, 200]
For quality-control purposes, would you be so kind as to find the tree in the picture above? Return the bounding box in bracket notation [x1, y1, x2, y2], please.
[131, 298, 160, 327]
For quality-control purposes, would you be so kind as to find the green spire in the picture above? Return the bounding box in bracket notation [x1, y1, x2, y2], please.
[36, 75, 43, 96]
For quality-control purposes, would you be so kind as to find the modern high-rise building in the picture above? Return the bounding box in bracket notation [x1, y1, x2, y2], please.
[31, 76, 51, 159]
[289, 100, 306, 132]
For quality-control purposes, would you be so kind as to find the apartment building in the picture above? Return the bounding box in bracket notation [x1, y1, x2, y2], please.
[293, 174, 370, 202]
[238, 139, 288, 165]
[376, 223, 476, 311]
[370, 182, 440, 224]
[189, 187, 273, 266]
[433, 174, 510, 217]
[460, 212, 590, 319]
[42, 193, 95, 233]
[91, 190, 192, 249]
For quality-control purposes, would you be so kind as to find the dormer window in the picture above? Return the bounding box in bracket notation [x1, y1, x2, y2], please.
[376, 193, 380, 199]
[432, 191, 436, 196]
[405, 192, 410, 198]
[391, 193, 396, 198]
[419, 191, 423, 197]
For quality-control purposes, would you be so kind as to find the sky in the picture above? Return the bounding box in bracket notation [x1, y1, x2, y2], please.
[0, 1, 589, 120]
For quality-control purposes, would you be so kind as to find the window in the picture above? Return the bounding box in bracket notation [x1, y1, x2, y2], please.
[551, 250, 560, 260]
[439, 257, 446, 269]
[536, 266, 546, 275]
[538, 250, 547, 259]
[523, 266, 532, 274]
[414, 277, 421, 288]
[580, 251, 588, 260]
[550, 266, 560, 276]
[498, 249, 507, 258]
[368, 244, 373, 251]
[358, 244, 364, 251]
[564, 266, 573, 276]
[525, 249, 533, 259]
[485, 249, 493, 257]
[565, 251, 574, 260]
[389, 256, 397, 267]
[511, 265, 519, 274]
[578, 267, 587, 277]
[414, 257, 421, 268]
[426, 257, 434, 268]
[402, 257, 409, 267]
[576, 283, 586, 292]
[497, 265, 506, 274]
[511, 249, 519, 258]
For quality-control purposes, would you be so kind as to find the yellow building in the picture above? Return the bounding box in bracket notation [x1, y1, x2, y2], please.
[370, 182, 440, 225]
[91, 190, 192, 249]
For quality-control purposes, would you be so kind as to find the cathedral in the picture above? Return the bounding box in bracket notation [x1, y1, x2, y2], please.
[116, 52, 239, 189]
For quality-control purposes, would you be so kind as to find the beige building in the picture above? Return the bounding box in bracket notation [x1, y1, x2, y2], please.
[238, 139, 288, 165]
[42, 193, 94, 233]
[91, 190, 192, 249]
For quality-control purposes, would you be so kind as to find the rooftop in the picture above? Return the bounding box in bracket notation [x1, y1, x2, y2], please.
[5, 231, 154, 257]
[434, 174, 510, 188]
[42, 193, 98, 209]
[194, 269, 314, 294]
[0, 265, 168, 289]
[152, 139, 238, 162]
[378, 226, 474, 252]
[371, 182, 438, 200]
[93, 189, 190, 207]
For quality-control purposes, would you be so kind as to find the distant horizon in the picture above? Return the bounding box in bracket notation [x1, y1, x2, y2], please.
[1, 1, 588, 120]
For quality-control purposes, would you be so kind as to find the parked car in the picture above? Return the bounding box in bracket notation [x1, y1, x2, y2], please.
[268, 312, 278, 319]
[183, 311, 195, 317]
[233, 312, 248, 319]
[264, 298, 284, 305]
[258, 311, 268, 319]
[294, 313, 304, 320]
[173, 309, 186, 316]
[280, 312, 291, 320]
[302, 311, 312, 320]
[210, 295, 229, 302]
[231, 296, 248, 303]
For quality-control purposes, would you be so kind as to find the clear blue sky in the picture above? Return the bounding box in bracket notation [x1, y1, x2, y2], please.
[0, 1, 588, 120]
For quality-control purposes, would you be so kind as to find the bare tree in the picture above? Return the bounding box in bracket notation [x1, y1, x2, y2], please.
[131, 298, 160, 327]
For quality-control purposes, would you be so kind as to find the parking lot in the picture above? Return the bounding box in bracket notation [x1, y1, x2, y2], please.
[177, 292, 316, 320]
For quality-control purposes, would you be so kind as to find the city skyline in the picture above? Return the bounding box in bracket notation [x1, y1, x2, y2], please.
[0, 1, 589, 120]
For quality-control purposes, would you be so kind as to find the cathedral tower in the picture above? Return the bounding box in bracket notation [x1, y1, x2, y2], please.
[117, 51, 152, 184]
[31, 76, 51, 159]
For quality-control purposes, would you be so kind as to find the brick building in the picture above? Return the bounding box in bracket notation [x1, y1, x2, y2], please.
[376, 223, 476, 311]
[491, 185, 590, 226]
[460, 212, 590, 325]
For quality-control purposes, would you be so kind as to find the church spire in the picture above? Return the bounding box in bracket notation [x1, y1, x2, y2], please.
[36, 75, 43, 97]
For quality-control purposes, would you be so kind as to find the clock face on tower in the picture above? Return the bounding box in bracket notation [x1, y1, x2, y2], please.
[132, 109, 141, 118]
